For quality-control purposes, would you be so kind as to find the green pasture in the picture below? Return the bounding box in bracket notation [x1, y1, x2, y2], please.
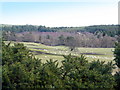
[5, 41, 115, 63]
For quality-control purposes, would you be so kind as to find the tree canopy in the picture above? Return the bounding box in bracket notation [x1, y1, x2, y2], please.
[1, 24, 119, 37]
[2, 42, 116, 89]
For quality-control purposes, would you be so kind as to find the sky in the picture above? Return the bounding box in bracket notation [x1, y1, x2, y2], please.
[0, 0, 119, 27]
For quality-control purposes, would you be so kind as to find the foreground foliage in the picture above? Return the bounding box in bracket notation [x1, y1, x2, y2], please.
[2, 42, 116, 89]
[114, 42, 120, 89]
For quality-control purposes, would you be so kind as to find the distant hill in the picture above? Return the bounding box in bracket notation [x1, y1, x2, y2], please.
[1, 24, 119, 37]
[2, 24, 119, 48]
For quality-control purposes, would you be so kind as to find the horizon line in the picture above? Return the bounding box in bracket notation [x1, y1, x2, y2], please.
[0, 23, 118, 28]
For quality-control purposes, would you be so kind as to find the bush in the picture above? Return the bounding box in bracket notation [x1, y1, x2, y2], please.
[2, 42, 116, 89]
[61, 55, 115, 88]
[2, 42, 42, 88]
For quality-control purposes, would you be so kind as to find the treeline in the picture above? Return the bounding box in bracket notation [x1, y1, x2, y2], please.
[81, 25, 119, 37]
[1, 24, 119, 37]
[2, 24, 119, 48]
[2, 41, 120, 89]
[3, 32, 117, 48]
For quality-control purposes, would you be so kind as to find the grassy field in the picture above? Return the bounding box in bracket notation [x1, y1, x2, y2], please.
[5, 41, 115, 64]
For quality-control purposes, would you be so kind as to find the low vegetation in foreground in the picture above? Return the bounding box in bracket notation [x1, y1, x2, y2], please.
[2, 41, 120, 89]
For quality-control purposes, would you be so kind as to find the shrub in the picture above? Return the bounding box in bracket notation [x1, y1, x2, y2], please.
[2, 42, 116, 89]
[61, 55, 115, 88]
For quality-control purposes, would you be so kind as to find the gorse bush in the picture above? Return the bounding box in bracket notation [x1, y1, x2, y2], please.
[2, 42, 116, 89]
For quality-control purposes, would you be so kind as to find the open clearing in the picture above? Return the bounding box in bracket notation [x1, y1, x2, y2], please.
[5, 41, 115, 64]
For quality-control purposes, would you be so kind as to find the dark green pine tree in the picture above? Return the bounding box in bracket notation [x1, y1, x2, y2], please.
[114, 43, 120, 68]
[114, 42, 120, 89]
[114, 26, 120, 89]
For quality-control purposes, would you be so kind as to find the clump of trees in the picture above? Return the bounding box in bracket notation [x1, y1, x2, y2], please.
[2, 42, 117, 89]
[2, 24, 119, 48]
[3, 31, 117, 48]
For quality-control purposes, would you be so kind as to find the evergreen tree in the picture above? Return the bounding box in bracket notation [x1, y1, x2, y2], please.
[114, 42, 120, 89]
[114, 43, 120, 68]
[2, 41, 116, 89]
